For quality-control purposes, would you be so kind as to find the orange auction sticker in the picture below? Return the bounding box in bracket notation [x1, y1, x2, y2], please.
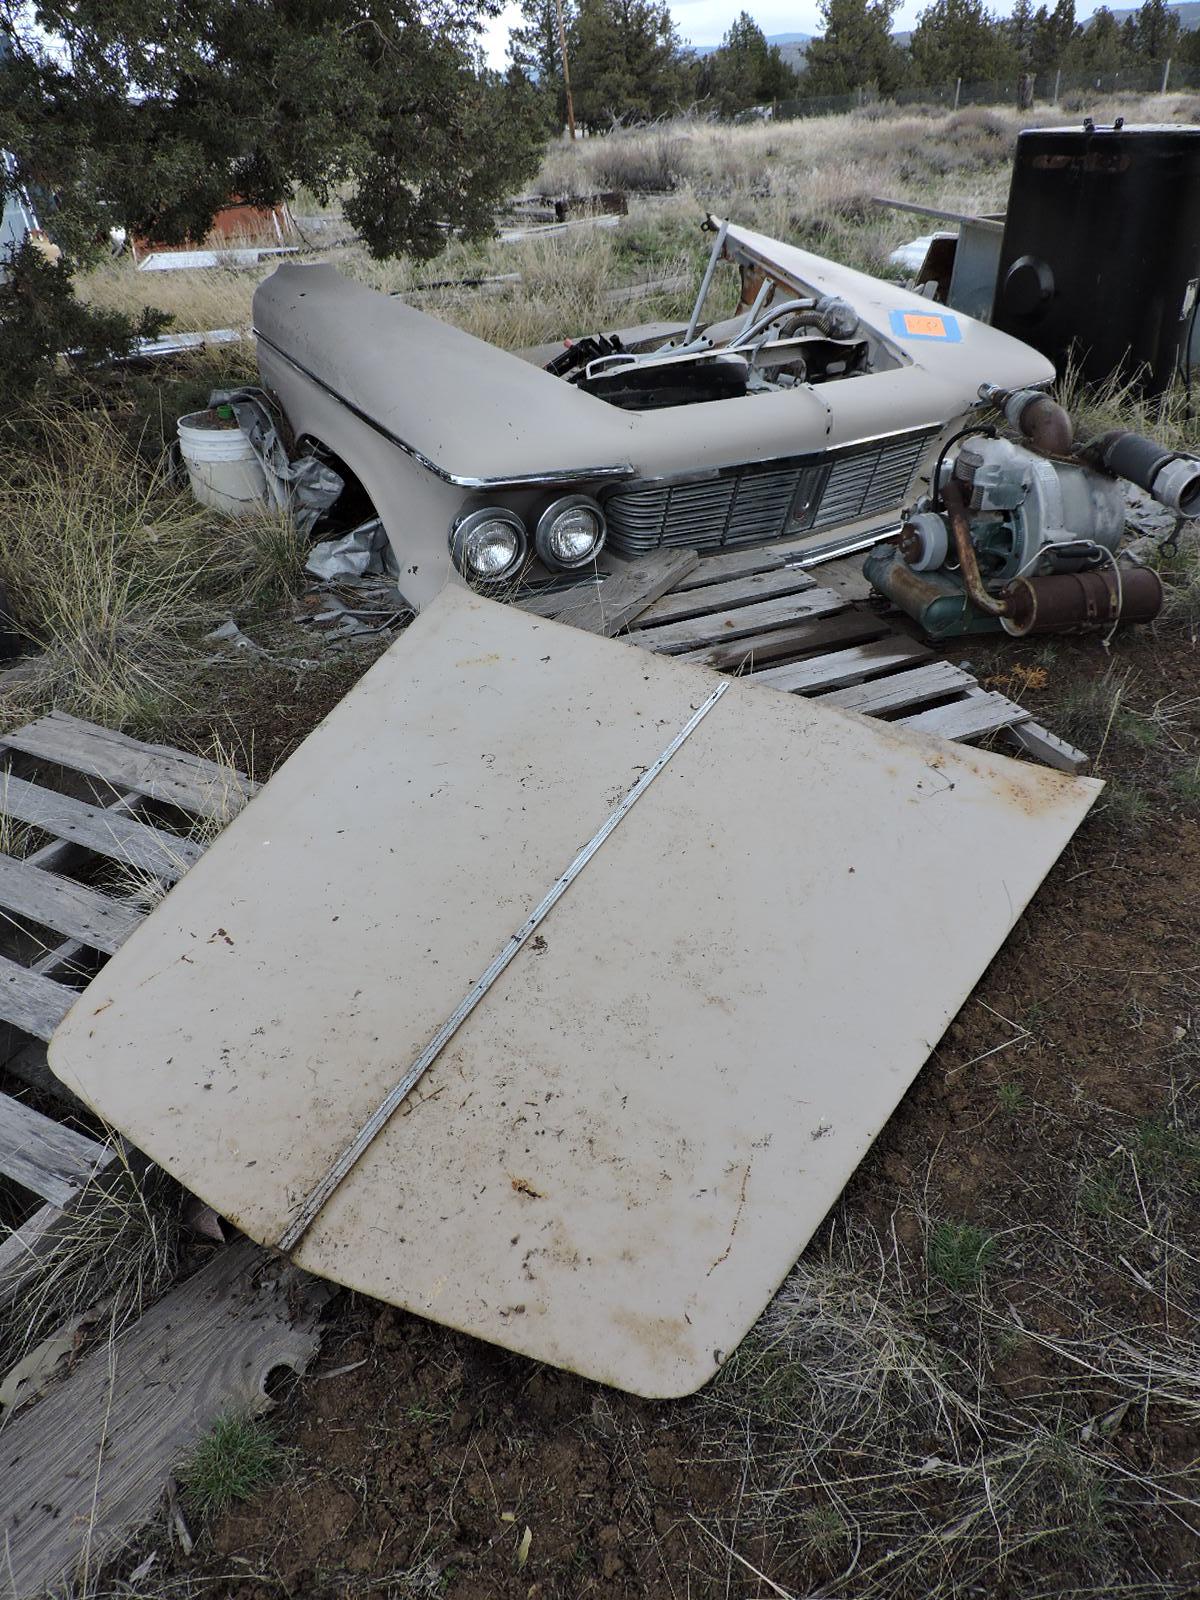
[889, 307, 963, 343]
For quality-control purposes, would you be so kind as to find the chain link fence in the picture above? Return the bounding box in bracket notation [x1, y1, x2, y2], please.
[749, 63, 1200, 125]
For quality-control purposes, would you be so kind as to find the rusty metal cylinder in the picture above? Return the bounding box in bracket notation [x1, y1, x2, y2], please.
[1000, 565, 1164, 636]
[978, 383, 1074, 456]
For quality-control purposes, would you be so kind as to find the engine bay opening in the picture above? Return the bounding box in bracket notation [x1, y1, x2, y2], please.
[543, 218, 896, 411]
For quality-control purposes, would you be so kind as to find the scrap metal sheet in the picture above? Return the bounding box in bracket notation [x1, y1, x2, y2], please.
[49, 587, 1099, 1396]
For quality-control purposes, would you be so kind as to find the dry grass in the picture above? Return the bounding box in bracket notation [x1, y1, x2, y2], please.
[0, 407, 305, 733]
[689, 1015, 1200, 1597]
[697, 1164, 1200, 1597]
[77, 260, 264, 337]
[78, 91, 1200, 361]
[0, 1147, 180, 1380]
[1057, 359, 1200, 460]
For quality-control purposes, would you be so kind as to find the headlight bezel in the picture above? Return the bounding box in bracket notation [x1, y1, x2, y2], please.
[534, 493, 607, 571]
[449, 506, 529, 586]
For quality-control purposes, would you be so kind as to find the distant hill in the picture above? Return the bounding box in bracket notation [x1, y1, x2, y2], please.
[1095, 0, 1200, 25]
[684, 2, 1200, 73]
[688, 31, 812, 70]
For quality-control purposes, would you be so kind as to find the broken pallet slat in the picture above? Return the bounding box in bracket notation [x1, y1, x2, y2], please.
[1004, 719, 1089, 774]
[0, 952, 77, 1042]
[602, 273, 690, 306]
[631, 587, 846, 655]
[0, 1202, 63, 1313]
[0, 1153, 128, 1314]
[0, 853, 144, 956]
[681, 610, 889, 672]
[802, 552, 877, 604]
[0, 1092, 111, 1208]
[818, 660, 977, 717]
[0, 1241, 327, 1600]
[671, 523, 894, 593]
[0, 771, 201, 881]
[633, 565, 816, 627]
[672, 545, 808, 592]
[0, 711, 258, 821]
[517, 583, 600, 620]
[749, 636, 933, 695]
[527, 549, 700, 636]
[900, 689, 1031, 742]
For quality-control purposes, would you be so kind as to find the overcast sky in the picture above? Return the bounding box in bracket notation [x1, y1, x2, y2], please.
[480, 0, 1121, 64]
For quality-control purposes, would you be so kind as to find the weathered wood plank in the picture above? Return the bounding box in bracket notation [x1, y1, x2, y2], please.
[900, 690, 1030, 742]
[750, 636, 934, 695]
[803, 552, 877, 604]
[818, 661, 976, 717]
[602, 273, 690, 306]
[672, 544, 805, 592]
[526, 549, 700, 636]
[0, 1242, 327, 1600]
[0, 712, 258, 822]
[0, 854, 144, 956]
[18, 791, 145, 880]
[1004, 719, 1089, 773]
[0, 772, 201, 881]
[672, 522, 894, 594]
[0, 953, 76, 1042]
[517, 582, 601, 620]
[631, 588, 846, 655]
[681, 610, 888, 672]
[0, 1093, 111, 1208]
[633, 565, 816, 627]
[0, 1202, 63, 1313]
[0, 1159, 128, 1313]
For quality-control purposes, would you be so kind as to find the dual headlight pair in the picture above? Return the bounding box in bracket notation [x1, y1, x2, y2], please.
[450, 494, 606, 586]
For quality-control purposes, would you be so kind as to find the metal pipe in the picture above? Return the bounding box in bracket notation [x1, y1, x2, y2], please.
[1001, 566, 1163, 635]
[683, 220, 728, 345]
[726, 297, 819, 356]
[735, 277, 772, 342]
[978, 382, 1074, 455]
[942, 475, 1011, 616]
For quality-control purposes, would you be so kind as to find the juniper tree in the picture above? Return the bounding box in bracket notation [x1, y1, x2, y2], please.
[0, 0, 544, 391]
[804, 0, 906, 97]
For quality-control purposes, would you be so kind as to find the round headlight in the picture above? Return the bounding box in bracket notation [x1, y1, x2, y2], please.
[534, 495, 607, 571]
[450, 507, 528, 586]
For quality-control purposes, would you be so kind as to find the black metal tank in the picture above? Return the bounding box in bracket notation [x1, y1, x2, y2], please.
[992, 123, 1200, 396]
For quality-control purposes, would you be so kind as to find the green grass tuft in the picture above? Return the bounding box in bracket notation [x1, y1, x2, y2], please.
[995, 1080, 1027, 1114]
[928, 1220, 998, 1291]
[1078, 1163, 1126, 1222]
[1133, 1116, 1200, 1188]
[1097, 778, 1154, 833]
[1170, 759, 1200, 812]
[182, 1413, 285, 1517]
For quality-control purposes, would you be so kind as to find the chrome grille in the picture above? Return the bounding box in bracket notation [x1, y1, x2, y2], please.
[603, 430, 933, 557]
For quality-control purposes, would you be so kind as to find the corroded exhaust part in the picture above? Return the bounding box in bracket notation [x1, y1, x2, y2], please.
[942, 476, 1011, 616]
[1000, 565, 1164, 635]
[978, 382, 1074, 455]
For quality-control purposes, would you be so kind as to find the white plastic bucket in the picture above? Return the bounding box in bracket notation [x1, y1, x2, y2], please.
[177, 410, 268, 518]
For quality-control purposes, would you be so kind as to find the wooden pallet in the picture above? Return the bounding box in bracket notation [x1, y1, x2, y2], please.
[0, 712, 263, 1300]
[0, 717, 334, 1600]
[523, 540, 1086, 773]
[0, 712, 262, 1273]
